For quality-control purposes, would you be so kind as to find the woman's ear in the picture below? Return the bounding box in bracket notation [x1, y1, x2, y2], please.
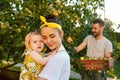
[60, 30, 64, 39]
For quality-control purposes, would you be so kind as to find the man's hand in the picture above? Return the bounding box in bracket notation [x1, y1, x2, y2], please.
[74, 47, 78, 53]
[74, 42, 87, 53]
[108, 57, 114, 68]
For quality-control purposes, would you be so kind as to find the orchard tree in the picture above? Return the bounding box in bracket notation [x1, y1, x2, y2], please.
[0, 0, 105, 71]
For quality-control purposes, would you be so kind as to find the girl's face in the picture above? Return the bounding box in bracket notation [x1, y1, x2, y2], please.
[41, 27, 63, 50]
[30, 34, 44, 52]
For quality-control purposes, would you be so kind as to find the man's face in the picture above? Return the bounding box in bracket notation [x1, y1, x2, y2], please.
[91, 23, 103, 37]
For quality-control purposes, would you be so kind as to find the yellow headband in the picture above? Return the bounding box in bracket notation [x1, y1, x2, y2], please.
[40, 16, 62, 30]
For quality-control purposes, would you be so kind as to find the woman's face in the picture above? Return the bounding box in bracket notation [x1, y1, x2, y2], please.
[30, 34, 44, 52]
[41, 27, 63, 50]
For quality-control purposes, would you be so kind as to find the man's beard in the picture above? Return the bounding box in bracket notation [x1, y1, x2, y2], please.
[92, 31, 100, 37]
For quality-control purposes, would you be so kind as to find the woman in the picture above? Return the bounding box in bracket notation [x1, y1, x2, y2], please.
[37, 15, 70, 80]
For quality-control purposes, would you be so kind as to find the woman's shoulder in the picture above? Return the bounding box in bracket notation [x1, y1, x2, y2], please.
[53, 51, 70, 61]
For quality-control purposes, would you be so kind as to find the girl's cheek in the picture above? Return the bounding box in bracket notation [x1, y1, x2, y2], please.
[43, 40, 48, 45]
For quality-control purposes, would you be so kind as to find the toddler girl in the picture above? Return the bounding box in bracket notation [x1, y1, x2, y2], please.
[19, 31, 56, 80]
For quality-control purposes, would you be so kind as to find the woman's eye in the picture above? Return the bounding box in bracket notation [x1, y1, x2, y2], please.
[39, 40, 43, 43]
[34, 41, 37, 43]
[43, 38, 47, 40]
[50, 35, 55, 38]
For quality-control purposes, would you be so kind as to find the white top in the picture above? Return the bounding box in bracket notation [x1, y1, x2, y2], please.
[38, 45, 70, 80]
[84, 35, 113, 58]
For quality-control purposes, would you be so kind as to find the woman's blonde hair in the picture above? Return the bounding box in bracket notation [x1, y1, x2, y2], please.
[25, 31, 40, 50]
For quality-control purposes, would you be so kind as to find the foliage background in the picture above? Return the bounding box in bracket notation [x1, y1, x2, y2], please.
[0, 0, 120, 78]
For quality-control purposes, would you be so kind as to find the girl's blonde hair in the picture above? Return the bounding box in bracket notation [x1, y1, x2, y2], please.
[25, 31, 40, 50]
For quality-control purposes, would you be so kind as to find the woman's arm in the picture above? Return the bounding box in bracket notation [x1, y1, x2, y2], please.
[29, 50, 56, 65]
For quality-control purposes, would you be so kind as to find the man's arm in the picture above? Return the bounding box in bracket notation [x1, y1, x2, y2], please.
[74, 41, 87, 53]
[105, 52, 111, 58]
[105, 40, 113, 58]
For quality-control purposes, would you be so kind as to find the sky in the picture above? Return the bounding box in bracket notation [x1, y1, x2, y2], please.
[104, 0, 120, 32]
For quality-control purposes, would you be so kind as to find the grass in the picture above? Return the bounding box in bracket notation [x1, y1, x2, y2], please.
[69, 78, 79, 80]
[114, 61, 120, 78]
[106, 60, 120, 79]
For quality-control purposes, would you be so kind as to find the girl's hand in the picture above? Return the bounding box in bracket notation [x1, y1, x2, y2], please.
[47, 50, 57, 56]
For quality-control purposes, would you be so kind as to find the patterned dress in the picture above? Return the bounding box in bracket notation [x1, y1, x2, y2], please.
[19, 50, 44, 80]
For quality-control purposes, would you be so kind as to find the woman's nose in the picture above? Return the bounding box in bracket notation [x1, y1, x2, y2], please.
[47, 38, 51, 43]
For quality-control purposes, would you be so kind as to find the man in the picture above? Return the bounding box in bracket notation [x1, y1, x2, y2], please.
[75, 19, 113, 80]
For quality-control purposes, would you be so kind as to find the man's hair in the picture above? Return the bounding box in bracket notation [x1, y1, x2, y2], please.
[92, 19, 104, 27]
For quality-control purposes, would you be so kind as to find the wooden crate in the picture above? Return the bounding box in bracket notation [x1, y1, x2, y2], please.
[80, 59, 108, 71]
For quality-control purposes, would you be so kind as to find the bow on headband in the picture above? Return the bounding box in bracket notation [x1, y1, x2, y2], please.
[40, 16, 62, 30]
